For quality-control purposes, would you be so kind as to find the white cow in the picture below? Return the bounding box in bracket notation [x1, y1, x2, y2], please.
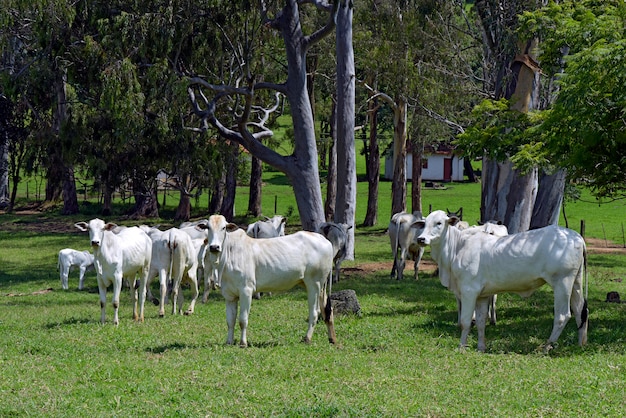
[74, 219, 152, 325]
[57, 249, 95, 290]
[388, 211, 424, 280]
[140, 226, 200, 316]
[196, 215, 336, 347]
[415, 210, 588, 352]
[454, 220, 509, 326]
[246, 215, 287, 238]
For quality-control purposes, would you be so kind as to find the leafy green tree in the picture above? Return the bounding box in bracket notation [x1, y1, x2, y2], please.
[520, 0, 626, 199]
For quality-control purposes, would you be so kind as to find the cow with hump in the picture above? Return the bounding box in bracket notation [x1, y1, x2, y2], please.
[75, 219, 152, 325]
[415, 210, 588, 353]
[196, 214, 337, 347]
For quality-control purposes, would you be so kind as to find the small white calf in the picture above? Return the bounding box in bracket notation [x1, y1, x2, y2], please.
[75, 219, 152, 325]
[57, 249, 94, 290]
[415, 210, 588, 352]
[197, 215, 336, 347]
[388, 211, 424, 280]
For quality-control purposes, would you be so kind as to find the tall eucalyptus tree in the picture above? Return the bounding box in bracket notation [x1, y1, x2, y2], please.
[189, 0, 339, 231]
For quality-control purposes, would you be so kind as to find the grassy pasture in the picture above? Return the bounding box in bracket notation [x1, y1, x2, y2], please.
[2, 177, 626, 416]
[3, 131, 626, 417]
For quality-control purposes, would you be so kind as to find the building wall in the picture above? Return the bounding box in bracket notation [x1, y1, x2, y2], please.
[384, 153, 465, 182]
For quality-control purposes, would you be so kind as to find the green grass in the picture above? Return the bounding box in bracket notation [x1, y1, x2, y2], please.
[2, 155, 626, 415]
[1, 211, 626, 416]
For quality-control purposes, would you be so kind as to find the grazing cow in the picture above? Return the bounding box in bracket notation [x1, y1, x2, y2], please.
[318, 222, 352, 283]
[140, 226, 200, 316]
[57, 248, 95, 290]
[388, 211, 425, 280]
[415, 210, 588, 352]
[246, 215, 287, 238]
[196, 215, 336, 347]
[74, 219, 152, 325]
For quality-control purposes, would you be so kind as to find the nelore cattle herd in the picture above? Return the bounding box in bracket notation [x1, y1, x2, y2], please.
[62, 209, 588, 352]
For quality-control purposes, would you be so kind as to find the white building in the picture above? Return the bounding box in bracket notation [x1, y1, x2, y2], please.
[384, 143, 465, 182]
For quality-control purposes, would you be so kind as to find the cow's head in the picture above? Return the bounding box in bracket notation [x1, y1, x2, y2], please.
[196, 214, 239, 253]
[415, 210, 459, 246]
[74, 218, 119, 248]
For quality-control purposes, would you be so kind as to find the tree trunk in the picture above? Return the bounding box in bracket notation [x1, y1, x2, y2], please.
[209, 173, 225, 215]
[334, 0, 356, 259]
[530, 169, 566, 229]
[0, 128, 9, 210]
[175, 190, 192, 222]
[324, 99, 337, 221]
[45, 156, 64, 203]
[131, 180, 159, 219]
[411, 140, 423, 214]
[102, 182, 114, 216]
[248, 155, 262, 217]
[220, 142, 238, 222]
[363, 99, 379, 227]
[464, 157, 477, 182]
[61, 165, 79, 215]
[481, 159, 537, 233]
[391, 97, 408, 216]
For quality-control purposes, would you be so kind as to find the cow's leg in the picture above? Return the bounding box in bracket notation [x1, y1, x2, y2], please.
[97, 278, 107, 324]
[319, 287, 337, 344]
[112, 275, 124, 326]
[303, 284, 322, 344]
[397, 248, 407, 281]
[170, 276, 181, 315]
[60, 265, 70, 290]
[137, 270, 147, 322]
[475, 297, 490, 352]
[238, 290, 253, 347]
[488, 294, 497, 325]
[78, 266, 86, 290]
[459, 294, 478, 350]
[158, 269, 168, 317]
[545, 280, 574, 352]
[184, 272, 199, 316]
[412, 247, 424, 281]
[202, 266, 212, 303]
[225, 297, 238, 345]
[570, 270, 588, 346]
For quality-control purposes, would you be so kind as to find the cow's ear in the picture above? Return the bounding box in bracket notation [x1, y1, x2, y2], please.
[104, 223, 118, 231]
[411, 220, 425, 229]
[75, 222, 88, 232]
[195, 222, 208, 230]
[226, 223, 239, 232]
[448, 216, 460, 227]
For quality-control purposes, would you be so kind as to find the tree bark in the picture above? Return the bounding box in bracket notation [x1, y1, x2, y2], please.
[61, 165, 79, 215]
[363, 99, 379, 227]
[219, 141, 238, 222]
[248, 155, 262, 217]
[391, 97, 408, 216]
[174, 191, 192, 222]
[411, 140, 423, 214]
[324, 99, 337, 222]
[530, 169, 565, 229]
[0, 128, 9, 210]
[334, 0, 356, 259]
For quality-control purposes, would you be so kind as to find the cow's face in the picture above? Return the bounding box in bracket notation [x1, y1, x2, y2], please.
[74, 218, 118, 248]
[196, 215, 239, 253]
[415, 210, 453, 246]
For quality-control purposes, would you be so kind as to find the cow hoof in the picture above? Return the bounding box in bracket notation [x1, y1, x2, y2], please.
[184, 310, 193, 316]
[239, 342, 248, 348]
[301, 336, 312, 344]
[151, 299, 160, 306]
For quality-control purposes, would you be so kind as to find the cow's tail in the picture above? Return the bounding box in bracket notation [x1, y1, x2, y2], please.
[580, 245, 589, 329]
[390, 216, 401, 278]
[323, 266, 337, 344]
